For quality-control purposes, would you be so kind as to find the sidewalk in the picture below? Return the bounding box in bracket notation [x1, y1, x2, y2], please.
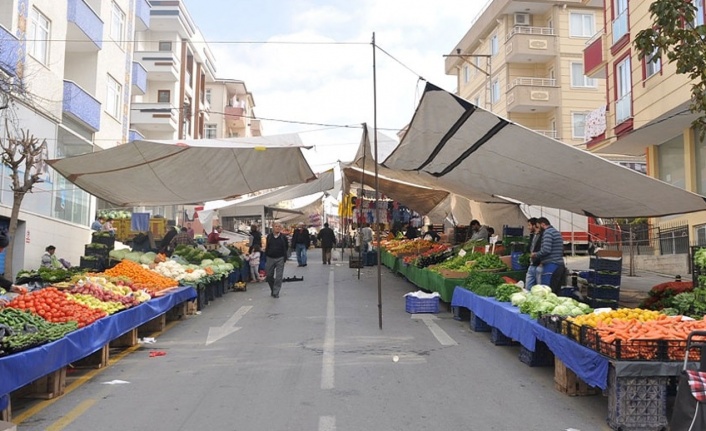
[564, 256, 684, 308]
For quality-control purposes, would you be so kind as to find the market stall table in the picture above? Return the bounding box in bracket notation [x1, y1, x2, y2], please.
[0, 285, 197, 409]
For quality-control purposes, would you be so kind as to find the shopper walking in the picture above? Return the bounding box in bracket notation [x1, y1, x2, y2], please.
[291, 223, 311, 267]
[317, 223, 336, 264]
[265, 223, 288, 298]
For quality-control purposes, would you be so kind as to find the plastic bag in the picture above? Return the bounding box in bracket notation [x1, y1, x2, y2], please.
[218, 244, 231, 256]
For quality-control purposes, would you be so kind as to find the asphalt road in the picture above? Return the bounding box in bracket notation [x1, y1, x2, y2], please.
[15, 250, 612, 431]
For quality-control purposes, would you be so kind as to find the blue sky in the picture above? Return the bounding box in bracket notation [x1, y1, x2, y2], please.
[181, 0, 487, 170]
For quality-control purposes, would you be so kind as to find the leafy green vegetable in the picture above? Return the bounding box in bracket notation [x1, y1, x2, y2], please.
[470, 254, 507, 271]
[495, 283, 522, 302]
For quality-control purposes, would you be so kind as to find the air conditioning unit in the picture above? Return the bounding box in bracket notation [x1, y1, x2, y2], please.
[514, 13, 530, 26]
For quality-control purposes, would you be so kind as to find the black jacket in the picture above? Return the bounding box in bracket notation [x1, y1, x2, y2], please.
[265, 233, 288, 258]
[291, 229, 311, 247]
[317, 227, 336, 248]
[249, 230, 262, 254]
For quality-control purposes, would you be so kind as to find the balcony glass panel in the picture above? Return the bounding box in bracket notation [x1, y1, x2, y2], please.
[67, 0, 103, 50]
[131, 61, 147, 93]
[63, 80, 101, 131]
[616, 93, 632, 124]
[135, 0, 150, 30]
[612, 10, 628, 44]
[0, 25, 19, 76]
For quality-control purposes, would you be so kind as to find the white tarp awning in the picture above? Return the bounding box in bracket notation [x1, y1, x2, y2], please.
[205, 169, 335, 213]
[47, 134, 316, 207]
[383, 83, 706, 218]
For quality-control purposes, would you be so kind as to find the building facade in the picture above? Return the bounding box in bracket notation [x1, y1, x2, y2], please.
[583, 0, 706, 248]
[446, 0, 606, 149]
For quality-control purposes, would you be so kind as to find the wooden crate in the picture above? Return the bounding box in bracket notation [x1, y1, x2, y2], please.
[166, 302, 188, 322]
[1, 399, 10, 423]
[26, 367, 67, 399]
[72, 345, 109, 369]
[110, 328, 138, 348]
[554, 359, 600, 396]
[186, 299, 198, 316]
[138, 314, 166, 335]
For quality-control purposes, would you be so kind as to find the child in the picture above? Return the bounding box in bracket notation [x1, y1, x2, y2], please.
[247, 244, 262, 282]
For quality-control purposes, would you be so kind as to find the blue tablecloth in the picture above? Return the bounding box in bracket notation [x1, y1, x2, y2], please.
[451, 286, 610, 389]
[0, 285, 196, 399]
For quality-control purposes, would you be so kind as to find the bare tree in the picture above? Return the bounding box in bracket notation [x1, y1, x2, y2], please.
[0, 122, 47, 279]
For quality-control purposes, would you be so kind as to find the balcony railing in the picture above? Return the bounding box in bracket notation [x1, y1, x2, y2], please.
[505, 26, 555, 41]
[128, 129, 145, 143]
[507, 77, 556, 91]
[63, 80, 101, 131]
[135, 0, 150, 31]
[533, 130, 558, 139]
[616, 93, 632, 124]
[0, 25, 19, 76]
[131, 61, 147, 95]
[66, 0, 103, 50]
[612, 10, 628, 44]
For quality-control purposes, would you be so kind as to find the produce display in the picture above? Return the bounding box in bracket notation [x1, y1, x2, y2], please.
[0, 308, 78, 355]
[6, 287, 107, 327]
[410, 244, 452, 268]
[104, 260, 178, 294]
[463, 271, 505, 296]
[511, 285, 592, 319]
[468, 253, 507, 271]
[494, 283, 523, 302]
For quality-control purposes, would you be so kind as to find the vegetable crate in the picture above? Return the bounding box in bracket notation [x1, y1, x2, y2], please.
[469, 310, 490, 332]
[79, 256, 104, 272]
[405, 296, 439, 314]
[510, 251, 527, 271]
[538, 314, 564, 334]
[452, 306, 470, 321]
[490, 326, 514, 346]
[519, 342, 554, 367]
[587, 285, 620, 300]
[91, 234, 115, 250]
[586, 271, 621, 287]
[364, 251, 377, 266]
[84, 245, 109, 258]
[588, 297, 619, 310]
[589, 256, 623, 272]
[554, 359, 600, 396]
[606, 366, 669, 431]
[349, 255, 363, 268]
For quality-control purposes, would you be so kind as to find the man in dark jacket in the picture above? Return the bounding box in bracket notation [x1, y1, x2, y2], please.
[317, 223, 336, 264]
[291, 223, 311, 267]
[525, 218, 543, 289]
[265, 223, 289, 298]
[249, 224, 262, 254]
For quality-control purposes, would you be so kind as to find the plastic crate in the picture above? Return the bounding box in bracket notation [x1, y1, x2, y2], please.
[538, 314, 564, 334]
[405, 296, 439, 314]
[589, 256, 623, 272]
[502, 225, 524, 237]
[349, 255, 363, 268]
[452, 306, 470, 321]
[587, 285, 620, 300]
[91, 234, 115, 249]
[364, 251, 377, 266]
[490, 327, 513, 346]
[79, 256, 104, 271]
[558, 286, 579, 298]
[469, 310, 490, 332]
[586, 271, 621, 287]
[510, 251, 527, 271]
[84, 244, 109, 258]
[519, 341, 554, 367]
[607, 366, 669, 431]
[588, 297, 619, 310]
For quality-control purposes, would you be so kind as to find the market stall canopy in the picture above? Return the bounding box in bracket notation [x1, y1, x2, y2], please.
[382, 83, 706, 218]
[47, 134, 316, 207]
[205, 169, 335, 214]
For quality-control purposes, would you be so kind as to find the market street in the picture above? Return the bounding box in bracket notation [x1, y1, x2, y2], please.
[14, 251, 611, 431]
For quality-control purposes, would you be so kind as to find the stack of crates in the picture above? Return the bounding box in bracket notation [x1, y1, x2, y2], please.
[586, 250, 622, 309]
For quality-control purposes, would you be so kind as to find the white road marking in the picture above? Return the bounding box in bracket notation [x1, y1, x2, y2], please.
[205, 306, 252, 345]
[319, 415, 336, 431]
[321, 271, 336, 389]
[411, 314, 458, 346]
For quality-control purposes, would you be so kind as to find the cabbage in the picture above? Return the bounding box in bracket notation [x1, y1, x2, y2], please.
[552, 304, 570, 315]
[140, 252, 156, 265]
[109, 249, 128, 260]
[213, 258, 225, 264]
[530, 285, 552, 296]
[125, 252, 143, 262]
[200, 259, 214, 268]
[510, 292, 527, 306]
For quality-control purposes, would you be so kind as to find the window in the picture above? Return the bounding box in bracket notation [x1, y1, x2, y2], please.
[491, 79, 500, 103]
[694, 0, 704, 27]
[616, 57, 632, 123]
[157, 90, 170, 103]
[571, 62, 596, 87]
[658, 134, 686, 189]
[205, 89, 212, 104]
[463, 65, 470, 83]
[695, 224, 706, 246]
[205, 124, 217, 139]
[110, 2, 125, 46]
[28, 8, 49, 64]
[645, 48, 661, 78]
[490, 34, 499, 56]
[612, 0, 628, 44]
[695, 130, 706, 194]
[572, 113, 587, 139]
[570, 13, 595, 37]
[106, 75, 122, 119]
[473, 95, 481, 107]
[159, 41, 172, 52]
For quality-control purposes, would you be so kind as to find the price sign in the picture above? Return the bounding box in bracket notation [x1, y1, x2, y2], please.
[458, 249, 466, 257]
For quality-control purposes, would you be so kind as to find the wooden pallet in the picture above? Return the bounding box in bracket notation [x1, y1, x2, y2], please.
[1, 398, 10, 423]
[13, 367, 67, 400]
[554, 359, 600, 396]
[110, 328, 138, 348]
[72, 344, 109, 369]
[138, 314, 166, 335]
[166, 302, 187, 322]
[186, 299, 197, 315]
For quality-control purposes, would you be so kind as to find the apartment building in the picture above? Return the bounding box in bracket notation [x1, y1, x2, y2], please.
[445, 0, 605, 149]
[206, 79, 261, 139]
[0, 0, 146, 273]
[583, 0, 706, 247]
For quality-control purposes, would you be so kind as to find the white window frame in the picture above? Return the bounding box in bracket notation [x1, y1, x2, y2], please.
[570, 62, 596, 88]
[612, 0, 628, 44]
[463, 65, 470, 83]
[694, 0, 705, 27]
[491, 79, 500, 103]
[646, 48, 661, 78]
[571, 112, 588, 139]
[110, 2, 125, 46]
[106, 74, 122, 119]
[28, 8, 50, 65]
[204, 124, 217, 139]
[616, 56, 632, 124]
[473, 95, 481, 107]
[569, 12, 595, 37]
[490, 34, 499, 56]
[205, 88, 212, 104]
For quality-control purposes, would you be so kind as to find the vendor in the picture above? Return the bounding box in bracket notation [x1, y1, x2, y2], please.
[207, 226, 228, 244]
[0, 234, 27, 305]
[404, 222, 419, 240]
[469, 219, 489, 242]
[422, 225, 440, 242]
[91, 215, 105, 232]
[101, 217, 117, 236]
[41, 245, 70, 269]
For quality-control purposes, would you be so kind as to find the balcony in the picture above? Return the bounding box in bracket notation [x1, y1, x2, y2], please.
[250, 119, 262, 137]
[66, 0, 103, 52]
[533, 129, 558, 140]
[63, 80, 101, 131]
[0, 25, 19, 77]
[131, 62, 147, 95]
[135, 0, 151, 32]
[505, 78, 559, 113]
[128, 129, 145, 142]
[504, 26, 557, 63]
[133, 51, 180, 81]
[225, 105, 246, 129]
[130, 102, 178, 133]
[583, 31, 607, 79]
